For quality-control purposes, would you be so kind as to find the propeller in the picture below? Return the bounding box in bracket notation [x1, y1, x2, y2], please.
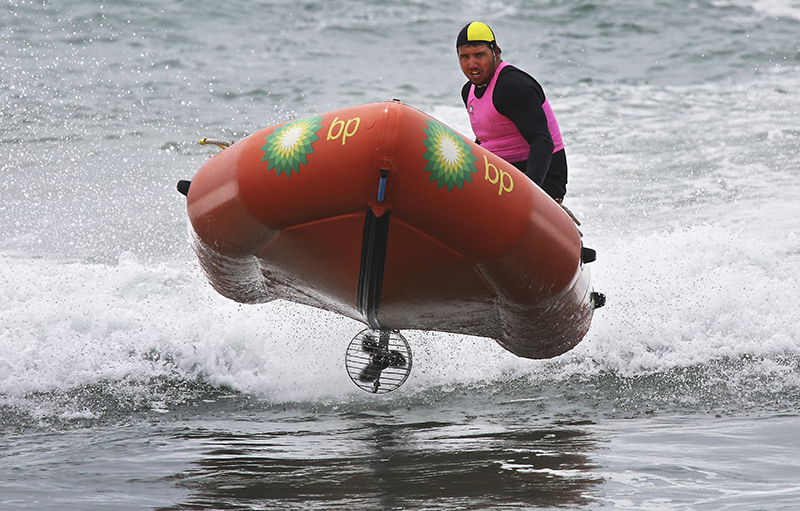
[345, 329, 412, 394]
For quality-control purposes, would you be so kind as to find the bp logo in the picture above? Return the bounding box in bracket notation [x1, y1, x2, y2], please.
[260, 116, 325, 177]
[421, 120, 478, 191]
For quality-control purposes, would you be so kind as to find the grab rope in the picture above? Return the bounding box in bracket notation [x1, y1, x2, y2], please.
[198, 138, 233, 149]
[556, 199, 582, 237]
[559, 203, 581, 227]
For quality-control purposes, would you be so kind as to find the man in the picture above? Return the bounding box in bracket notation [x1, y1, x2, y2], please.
[457, 21, 568, 202]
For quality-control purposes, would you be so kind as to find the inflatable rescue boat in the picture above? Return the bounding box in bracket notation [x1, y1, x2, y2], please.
[178, 101, 603, 393]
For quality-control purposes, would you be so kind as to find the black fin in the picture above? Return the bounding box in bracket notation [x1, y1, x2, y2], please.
[177, 180, 191, 196]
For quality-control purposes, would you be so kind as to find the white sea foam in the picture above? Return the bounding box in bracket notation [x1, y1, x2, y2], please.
[2, 216, 798, 406]
[715, 0, 800, 20]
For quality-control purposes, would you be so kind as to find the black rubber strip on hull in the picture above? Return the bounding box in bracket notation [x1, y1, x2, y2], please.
[357, 208, 391, 329]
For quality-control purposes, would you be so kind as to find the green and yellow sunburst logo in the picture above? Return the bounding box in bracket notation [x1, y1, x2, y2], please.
[260, 115, 325, 177]
[421, 119, 478, 191]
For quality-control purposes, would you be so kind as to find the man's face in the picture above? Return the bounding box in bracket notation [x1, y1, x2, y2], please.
[458, 43, 499, 86]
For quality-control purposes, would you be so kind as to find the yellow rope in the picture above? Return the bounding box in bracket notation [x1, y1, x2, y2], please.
[198, 138, 233, 150]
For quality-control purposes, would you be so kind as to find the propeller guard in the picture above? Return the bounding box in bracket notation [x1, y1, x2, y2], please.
[345, 329, 412, 394]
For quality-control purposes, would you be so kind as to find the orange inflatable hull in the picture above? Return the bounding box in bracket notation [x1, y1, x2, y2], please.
[185, 101, 596, 359]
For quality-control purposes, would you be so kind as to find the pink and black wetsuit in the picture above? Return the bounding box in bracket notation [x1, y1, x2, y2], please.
[462, 62, 568, 200]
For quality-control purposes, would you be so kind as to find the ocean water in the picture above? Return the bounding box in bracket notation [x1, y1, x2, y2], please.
[2, 0, 800, 509]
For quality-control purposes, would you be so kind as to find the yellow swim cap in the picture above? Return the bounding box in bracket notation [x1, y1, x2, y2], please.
[456, 22, 496, 49]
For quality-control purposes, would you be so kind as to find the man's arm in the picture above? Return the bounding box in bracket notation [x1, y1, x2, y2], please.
[493, 68, 554, 184]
